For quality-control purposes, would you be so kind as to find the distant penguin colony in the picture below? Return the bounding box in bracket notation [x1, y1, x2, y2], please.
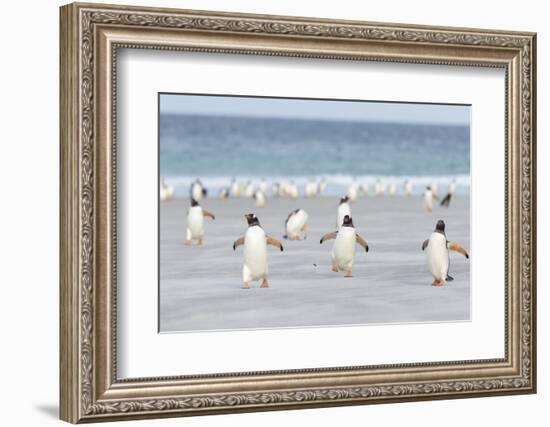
[163, 176, 466, 288]
[233, 214, 283, 289]
[422, 220, 469, 286]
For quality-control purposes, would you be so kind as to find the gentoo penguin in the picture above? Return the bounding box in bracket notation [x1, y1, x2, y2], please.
[318, 178, 327, 195]
[320, 215, 369, 277]
[233, 213, 283, 289]
[305, 180, 319, 198]
[421, 220, 469, 286]
[253, 190, 266, 208]
[361, 182, 369, 196]
[374, 179, 385, 196]
[279, 181, 289, 197]
[347, 180, 359, 202]
[288, 181, 299, 199]
[185, 198, 215, 246]
[160, 183, 168, 201]
[430, 182, 439, 197]
[404, 179, 413, 196]
[449, 179, 457, 195]
[259, 179, 268, 195]
[440, 179, 457, 208]
[160, 179, 175, 201]
[218, 187, 229, 199]
[190, 179, 207, 201]
[243, 181, 255, 198]
[284, 209, 308, 240]
[388, 182, 397, 197]
[230, 178, 240, 197]
[423, 186, 439, 212]
[337, 196, 351, 229]
[272, 182, 281, 197]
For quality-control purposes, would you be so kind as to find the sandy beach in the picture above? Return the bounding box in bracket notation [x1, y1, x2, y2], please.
[159, 194, 470, 332]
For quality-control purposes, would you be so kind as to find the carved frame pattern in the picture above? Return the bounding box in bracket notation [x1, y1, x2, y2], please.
[60, 2, 536, 423]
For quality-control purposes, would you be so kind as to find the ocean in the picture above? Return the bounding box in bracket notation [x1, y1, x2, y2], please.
[160, 113, 470, 196]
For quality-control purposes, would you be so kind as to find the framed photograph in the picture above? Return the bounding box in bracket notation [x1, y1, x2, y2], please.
[60, 2, 537, 423]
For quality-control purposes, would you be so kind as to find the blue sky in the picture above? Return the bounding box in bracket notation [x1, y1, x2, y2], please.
[160, 93, 470, 126]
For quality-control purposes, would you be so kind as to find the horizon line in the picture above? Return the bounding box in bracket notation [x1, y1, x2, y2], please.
[159, 111, 470, 127]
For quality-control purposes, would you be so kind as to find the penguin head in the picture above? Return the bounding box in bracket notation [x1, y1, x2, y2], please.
[245, 213, 260, 227]
[435, 219, 445, 233]
[190, 198, 199, 207]
[426, 186, 431, 190]
[342, 215, 354, 227]
[339, 196, 349, 204]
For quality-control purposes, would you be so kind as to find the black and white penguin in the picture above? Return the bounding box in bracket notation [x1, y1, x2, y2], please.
[160, 178, 175, 201]
[185, 198, 215, 246]
[283, 209, 308, 240]
[229, 178, 240, 197]
[421, 219, 469, 286]
[374, 179, 385, 196]
[423, 186, 439, 212]
[404, 179, 413, 196]
[233, 213, 283, 289]
[440, 179, 457, 208]
[320, 215, 369, 278]
[347, 180, 359, 202]
[253, 189, 266, 208]
[218, 187, 229, 199]
[190, 179, 207, 201]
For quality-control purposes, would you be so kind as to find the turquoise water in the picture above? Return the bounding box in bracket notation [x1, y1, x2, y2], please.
[160, 113, 470, 196]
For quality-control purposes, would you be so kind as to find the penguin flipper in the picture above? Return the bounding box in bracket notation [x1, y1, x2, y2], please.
[356, 234, 369, 252]
[447, 242, 469, 259]
[203, 210, 215, 220]
[232, 237, 244, 251]
[421, 239, 429, 251]
[320, 231, 337, 244]
[266, 236, 284, 252]
[446, 275, 455, 282]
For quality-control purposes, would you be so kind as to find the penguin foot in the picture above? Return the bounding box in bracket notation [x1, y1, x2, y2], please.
[431, 279, 446, 287]
[242, 282, 250, 289]
[260, 279, 269, 288]
[332, 266, 339, 273]
[345, 270, 353, 278]
[184, 240, 192, 246]
[197, 239, 203, 246]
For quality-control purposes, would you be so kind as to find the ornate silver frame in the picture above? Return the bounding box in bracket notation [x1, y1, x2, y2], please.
[60, 2, 536, 423]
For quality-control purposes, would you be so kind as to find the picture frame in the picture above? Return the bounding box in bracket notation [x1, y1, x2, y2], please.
[60, 2, 537, 423]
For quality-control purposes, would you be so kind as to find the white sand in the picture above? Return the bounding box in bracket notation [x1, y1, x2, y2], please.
[160, 194, 470, 332]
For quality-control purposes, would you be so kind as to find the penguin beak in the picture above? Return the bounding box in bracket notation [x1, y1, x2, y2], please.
[244, 213, 253, 220]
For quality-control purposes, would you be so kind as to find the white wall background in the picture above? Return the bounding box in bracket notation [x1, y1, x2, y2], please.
[0, 1, 545, 426]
